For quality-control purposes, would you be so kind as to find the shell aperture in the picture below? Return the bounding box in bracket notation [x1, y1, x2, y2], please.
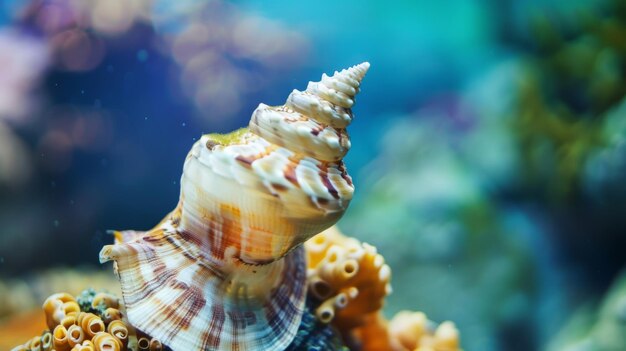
[99, 62, 369, 351]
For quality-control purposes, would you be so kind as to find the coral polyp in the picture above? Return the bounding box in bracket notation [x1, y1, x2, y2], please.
[12, 289, 134, 351]
[305, 226, 392, 327]
[305, 227, 461, 351]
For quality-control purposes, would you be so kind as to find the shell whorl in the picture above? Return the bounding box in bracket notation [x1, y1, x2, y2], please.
[178, 62, 369, 264]
[99, 63, 370, 351]
[250, 62, 369, 162]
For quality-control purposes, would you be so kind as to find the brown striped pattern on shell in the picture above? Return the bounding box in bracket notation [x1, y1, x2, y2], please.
[101, 224, 306, 350]
[99, 63, 369, 351]
[178, 63, 369, 264]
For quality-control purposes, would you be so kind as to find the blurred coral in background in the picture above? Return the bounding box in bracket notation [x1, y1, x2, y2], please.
[1, 0, 626, 350]
[0, 29, 48, 186]
[159, 1, 309, 119]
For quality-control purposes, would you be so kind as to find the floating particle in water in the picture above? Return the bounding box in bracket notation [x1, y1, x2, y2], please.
[137, 49, 149, 62]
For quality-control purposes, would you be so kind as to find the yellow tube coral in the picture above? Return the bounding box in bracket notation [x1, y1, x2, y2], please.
[137, 337, 150, 351]
[61, 314, 78, 329]
[26, 335, 41, 350]
[386, 310, 461, 351]
[149, 338, 163, 351]
[388, 311, 430, 350]
[430, 322, 461, 351]
[101, 308, 122, 325]
[53, 324, 71, 351]
[76, 312, 106, 339]
[9, 330, 54, 351]
[347, 310, 461, 351]
[43, 292, 81, 330]
[91, 332, 122, 351]
[67, 324, 86, 348]
[11, 289, 142, 351]
[41, 331, 53, 351]
[107, 320, 129, 347]
[305, 226, 461, 350]
[74, 340, 96, 351]
[305, 226, 392, 329]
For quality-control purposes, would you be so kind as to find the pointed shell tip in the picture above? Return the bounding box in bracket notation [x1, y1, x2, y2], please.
[356, 61, 370, 71]
[351, 62, 370, 79]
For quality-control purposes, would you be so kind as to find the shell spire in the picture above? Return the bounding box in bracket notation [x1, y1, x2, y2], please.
[99, 63, 369, 351]
[250, 62, 369, 162]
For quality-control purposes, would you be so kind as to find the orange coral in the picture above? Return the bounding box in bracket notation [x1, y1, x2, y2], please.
[43, 292, 81, 330]
[388, 311, 460, 351]
[11, 290, 144, 351]
[305, 226, 462, 351]
[305, 226, 392, 329]
[348, 309, 461, 351]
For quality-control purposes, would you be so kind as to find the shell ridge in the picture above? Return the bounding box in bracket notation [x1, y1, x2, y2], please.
[104, 221, 307, 351]
[250, 63, 369, 163]
[101, 63, 369, 351]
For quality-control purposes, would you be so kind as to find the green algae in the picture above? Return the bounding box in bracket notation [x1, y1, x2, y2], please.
[204, 127, 250, 146]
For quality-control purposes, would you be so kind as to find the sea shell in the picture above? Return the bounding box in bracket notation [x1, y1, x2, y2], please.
[99, 62, 370, 350]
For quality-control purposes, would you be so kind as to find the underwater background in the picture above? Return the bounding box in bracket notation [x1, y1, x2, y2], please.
[1, 0, 626, 350]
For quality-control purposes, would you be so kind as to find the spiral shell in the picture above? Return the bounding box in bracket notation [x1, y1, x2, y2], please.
[99, 63, 369, 350]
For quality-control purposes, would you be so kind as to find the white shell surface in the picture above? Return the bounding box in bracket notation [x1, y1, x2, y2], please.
[100, 63, 370, 351]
